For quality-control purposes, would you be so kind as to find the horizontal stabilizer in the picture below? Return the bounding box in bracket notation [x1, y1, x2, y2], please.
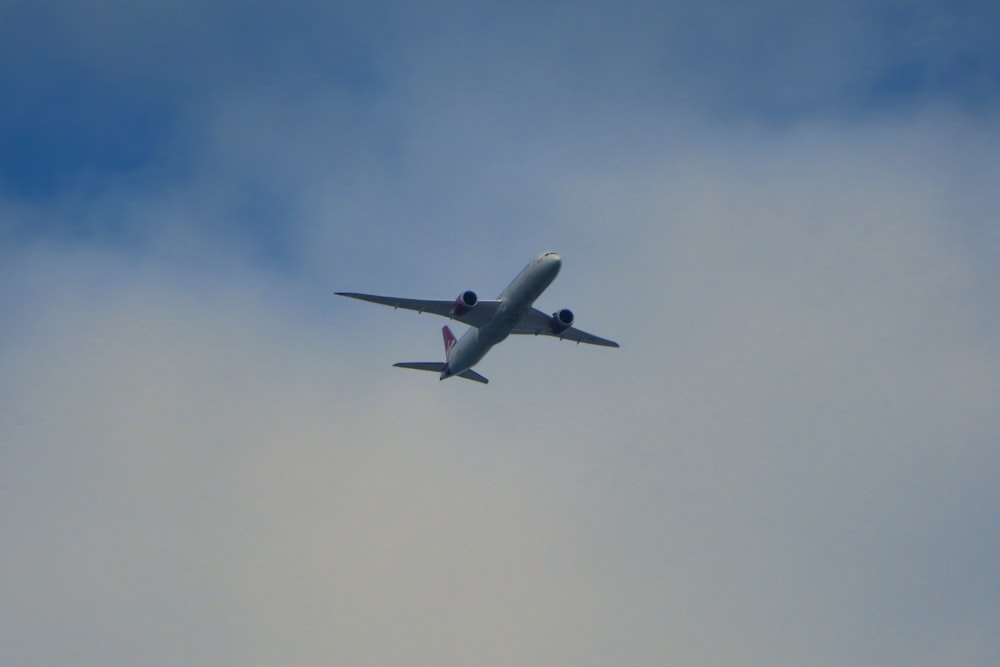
[392, 362, 489, 384]
[457, 369, 489, 384]
[393, 362, 446, 373]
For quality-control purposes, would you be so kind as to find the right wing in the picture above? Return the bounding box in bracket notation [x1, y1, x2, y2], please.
[335, 292, 501, 329]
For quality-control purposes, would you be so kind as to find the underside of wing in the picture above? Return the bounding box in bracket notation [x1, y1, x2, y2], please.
[335, 292, 501, 328]
[510, 307, 620, 348]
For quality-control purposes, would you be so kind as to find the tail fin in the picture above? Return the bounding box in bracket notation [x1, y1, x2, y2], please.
[442, 326, 457, 360]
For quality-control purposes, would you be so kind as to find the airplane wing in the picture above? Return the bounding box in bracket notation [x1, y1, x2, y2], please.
[511, 307, 621, 348]
[335, 292, 502, 329]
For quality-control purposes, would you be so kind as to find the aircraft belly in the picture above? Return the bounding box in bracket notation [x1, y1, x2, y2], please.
[481, 302, 529, 345]
[449, 330, 490, 372]
[477, 322, 508, 346]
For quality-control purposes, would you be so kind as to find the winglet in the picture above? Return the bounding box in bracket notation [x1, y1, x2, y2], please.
[442, 326, 457, 360]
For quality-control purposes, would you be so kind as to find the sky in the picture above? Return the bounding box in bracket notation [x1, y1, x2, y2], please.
[2, 1, 999, 665]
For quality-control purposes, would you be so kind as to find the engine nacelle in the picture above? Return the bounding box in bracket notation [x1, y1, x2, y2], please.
[550, 308, 574, 334]
[451, 290, 479, 316]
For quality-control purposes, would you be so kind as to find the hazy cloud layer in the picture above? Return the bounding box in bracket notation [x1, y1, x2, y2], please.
[2, 2, 999, 666]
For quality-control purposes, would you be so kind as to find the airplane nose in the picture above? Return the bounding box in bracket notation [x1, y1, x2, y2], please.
[544, 253, 562, 278]
[537, 252, 561, 275]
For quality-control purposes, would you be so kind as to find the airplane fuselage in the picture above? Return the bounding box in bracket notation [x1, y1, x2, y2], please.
[442, 252, 562, 379]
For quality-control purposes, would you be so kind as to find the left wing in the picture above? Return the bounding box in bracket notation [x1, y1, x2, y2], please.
[335, 292, 502, 329]
[511, 307, 620, 348]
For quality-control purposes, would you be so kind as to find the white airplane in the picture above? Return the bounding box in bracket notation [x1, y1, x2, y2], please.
[336, 252, 619, 384]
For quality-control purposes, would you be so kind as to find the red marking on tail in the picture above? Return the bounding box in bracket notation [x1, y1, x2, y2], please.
[442, 326, 457, 360]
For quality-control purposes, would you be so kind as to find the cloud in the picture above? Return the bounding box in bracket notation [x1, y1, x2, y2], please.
[6, 1, 998, 200]
[4, 108, 999, 665]
[2, 2, 999, 666]
[0, 246, 627, 665]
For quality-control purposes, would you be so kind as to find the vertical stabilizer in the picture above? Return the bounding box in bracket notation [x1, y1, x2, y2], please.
[442, 326, 457, 360]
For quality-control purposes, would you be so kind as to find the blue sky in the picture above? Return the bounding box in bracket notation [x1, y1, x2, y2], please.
[2, 2, 999, 666]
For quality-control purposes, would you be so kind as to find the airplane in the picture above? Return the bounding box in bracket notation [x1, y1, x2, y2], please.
[336, 252, 620, 384]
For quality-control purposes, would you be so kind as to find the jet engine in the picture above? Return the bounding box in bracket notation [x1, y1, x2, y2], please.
[550, 308, 574, 334]
[451, 290, 479, 316]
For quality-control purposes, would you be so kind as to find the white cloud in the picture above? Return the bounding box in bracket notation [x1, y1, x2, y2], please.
[4, 108, 999, 665]
[2, 2, 999, 665]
